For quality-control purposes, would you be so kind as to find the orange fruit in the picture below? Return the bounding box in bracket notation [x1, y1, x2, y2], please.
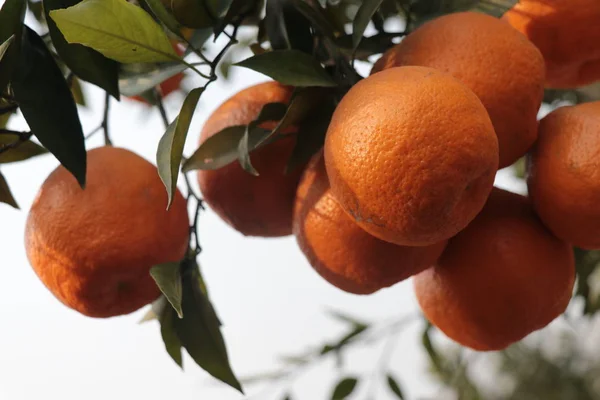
[294, 152, 447, 294]
[527, 101, 600, 249]
[414, 188, 575, 351]
[197, 81, 304, 237]
[372, 11, 545, 168]
[503, 0, 600, 88]
[324, 66, 498, 247]
[25, 147, 190, 318]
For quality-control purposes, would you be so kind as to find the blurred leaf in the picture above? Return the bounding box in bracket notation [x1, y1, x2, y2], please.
[265, 0, 313, 54]
[214, 0, 256, 39]
[292, 0, 336, 39]
[470, 0, 517, 17]
[331, 377, 358, 400]
[174, 267, 243, 392]
[0, 171, 18, 209]
[70, 76, 87, 106]
[183, 28, 213, 57]
[119, 62, 187, 97]
[0, 0, 26, 93]
[0, 135, 48, 163]
[282, 395, 292, 400]
[235, 50, 336, 87]
[236, 102, 287, 175]
[44, 0, 120, 98]
[49, 0, 180, 63]
[141, 0, 182, 35]
[574, 249, 600, 315]
[157, 87, 203, 207]
[160, 304, 184, 368]
[28, 0, 46, 24]
[328, 310, 368, 327]
[387, 374, 405, 399]
[512, 156, 526, 180]
[12, 27, 86, 187]
[0, 35, 15, 62]
[139, 295, 168, 323]
[150, 262, 184, 318]
[336, 32, 395, 60]
[352, 0, 385, 50]
[184, 125, 255, 171]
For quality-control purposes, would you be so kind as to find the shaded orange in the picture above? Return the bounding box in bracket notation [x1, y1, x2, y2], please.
[25, 147, 190, 318]
[414, 188, 575, 351]
[527, 101, 600, 249]
[294, 152, 446, 294]
[197, 81, 304, 237]
[503, 0, 600, 88]
[372, 12, 544, 168]
[324, 66, 498, 247]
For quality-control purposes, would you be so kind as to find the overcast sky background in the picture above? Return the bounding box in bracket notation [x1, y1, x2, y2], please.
[0, 7, 573, 400]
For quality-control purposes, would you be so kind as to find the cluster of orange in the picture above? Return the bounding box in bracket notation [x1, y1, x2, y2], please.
[24, 0, 600, 352]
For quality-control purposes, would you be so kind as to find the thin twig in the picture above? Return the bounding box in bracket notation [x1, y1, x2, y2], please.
[0, 130, 33, 155]
[102, 92, 112, 146]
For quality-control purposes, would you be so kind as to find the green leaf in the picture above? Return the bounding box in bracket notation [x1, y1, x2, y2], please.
[160, 304, 184, 368]
[70, 76, 87, 107]
[0, 35, 15, 62]
[150, 262, 184, 318]
[182, 125, 270, 172]
[49, 0, 180, 64]
[387, 374, 405, 399]
[141, 0, 182, 35]
[0, 135, 48, 164]
[236, 102, 287, 175]
[470, 0, 518, 17]
[352, 0, 385, 50]
[44, 0, 120, 99]
[0, 0, 26, 93]
[12, 27, 86, 187]
[214, 0, 255, 39]
[331, 377, 358, 400]
[237, 127, 258, 176]
[139, 295, 168, 323]
[292, 0, 336, 40]
[174, 267, 243, 392]
[0, 171, 18, 209]
[235, 50, 336, 87]
[156, 87, 203, 207]
[265, 0, 313, 54]
[183, 28, 213, 57]
[119, 62, 187, 97]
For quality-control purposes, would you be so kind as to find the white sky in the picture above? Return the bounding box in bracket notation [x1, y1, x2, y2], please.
[0, 8, 558, 400]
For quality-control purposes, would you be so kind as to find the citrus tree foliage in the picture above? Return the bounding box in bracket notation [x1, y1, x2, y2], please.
[3, 0, 600, 398]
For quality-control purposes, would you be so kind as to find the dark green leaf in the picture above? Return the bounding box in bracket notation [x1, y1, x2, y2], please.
[387, 374, 405, 399]
[470, 0, 518, 17]
[70, 76, 87, 106]
[160, 304, 184, 368]
[174, 267, 243, 392]
[331, 377, 358, 400]
[421, 321, 444, 372]
[237, 127, 258, 175]
[0, 0, 26, 93]
[235, 50, 336, 87]
[28, 0, 46, 24]
[282, 395, 292, 400]
[157, 87, 203, 208]
[292, 0, 336, 39]
[183, 125, 269, 172]
[0, 171, 18, 208]
[150, 262, 184, 318]
[49, 0, 180, 63]
[184, 28, 213, 57]
[352, 0, 385, 50]
[0, 35, 15, 62]
[119, 62, 188, 97]
[214, 0, 256, 39]
[141, 0, 182, 35]
[265, 0, 313, 53]
[0, 135, 48, 164]
[44, 0, 120, 99]
[286, 100, 334, 173]
[12, 27, 86, 187]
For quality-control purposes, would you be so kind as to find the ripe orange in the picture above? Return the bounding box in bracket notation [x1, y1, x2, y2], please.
[324, 66, 498, 247]
[503, 0, 600, 88]
[414, 188, 575, 351]
[294, 152, 447, 294]
[372, 11, 545, 168]
[197, 81, 303, 237]
[527, 101, 600, 249]
[25, 147, 190, 318]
